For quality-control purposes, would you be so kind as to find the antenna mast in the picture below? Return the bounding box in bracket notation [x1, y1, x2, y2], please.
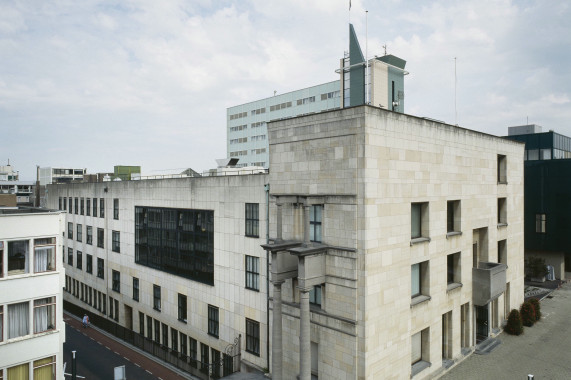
[365, 10, 368, 104]
[454, 57, 457, 125]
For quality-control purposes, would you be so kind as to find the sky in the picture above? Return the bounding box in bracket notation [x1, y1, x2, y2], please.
[1, 0, 570, 180]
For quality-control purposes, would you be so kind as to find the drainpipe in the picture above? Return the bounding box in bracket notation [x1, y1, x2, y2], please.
[264, 183, 270, 372]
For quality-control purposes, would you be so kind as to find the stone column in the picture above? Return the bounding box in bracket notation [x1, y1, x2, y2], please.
[303, 203, 310, 247]
[272, 280, 284, 380]
[276, 201, 283, 242]
[299, 286, 311, 380]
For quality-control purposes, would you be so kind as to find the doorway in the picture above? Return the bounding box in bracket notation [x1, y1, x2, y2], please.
[475, 305, 488, 343]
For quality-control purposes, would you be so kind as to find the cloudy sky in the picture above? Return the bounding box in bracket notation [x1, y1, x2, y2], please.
[2, 0, 570, 180]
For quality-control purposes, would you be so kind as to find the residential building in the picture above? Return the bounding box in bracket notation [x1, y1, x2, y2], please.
[505, 126, 571, 279]
[46, 171, 269, 378]
[39, 167, 86, 186]
[226, 24, 407, 168]
[0, 207, 65, 379]
[0, 163, 35, 206]
[263, 105, 525, 380]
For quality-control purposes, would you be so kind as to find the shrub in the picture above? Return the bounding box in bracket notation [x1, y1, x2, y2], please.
[520, 301, 536, 327]
[505, 309, 523, 335]
[525, 257, 548, 279]
[529, 298, 541, 321]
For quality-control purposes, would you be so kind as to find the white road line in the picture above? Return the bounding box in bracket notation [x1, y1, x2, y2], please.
[97, 342, 103, 345]
[105, 346, 111, 350]
[134, 363, 141, 367]
[145, 370, 153, 375]
[123, 357, 131, 362]
[114, 351, 121, 355]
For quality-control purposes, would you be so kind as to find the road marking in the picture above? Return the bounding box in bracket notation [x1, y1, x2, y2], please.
[97, 342, 103, 345]
[145, 370, 153, 375]
[123, 357, 131, 361]
[134, 363, 141, 367]
[114, 351, 121, 355]
[158, 377, 164, 380]
[105, 346, 111, 350]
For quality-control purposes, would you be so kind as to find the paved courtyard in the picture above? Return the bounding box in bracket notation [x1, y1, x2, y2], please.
[439, 281, 571, 380]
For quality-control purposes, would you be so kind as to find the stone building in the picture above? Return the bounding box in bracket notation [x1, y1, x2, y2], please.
[263, 105, 525, 379]
[0, 207, 65, 379]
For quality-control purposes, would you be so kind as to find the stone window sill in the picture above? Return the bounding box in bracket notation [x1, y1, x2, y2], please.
[446, 231, 462, 238]
[411, 360, 431, 377]
[446, 282, 463, 292]
[497, 223, 508, 228]
[410, 295, 431, 307]
[410, 237, 431, 246]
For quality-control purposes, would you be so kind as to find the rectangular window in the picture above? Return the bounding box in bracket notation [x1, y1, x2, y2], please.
[80, 198, 85, 215]
[180, 332, 188, 356]
[100, 198, 105, 218]
[153, 285, 161, 311]
[33, 356, 56, 379]
[93, 197, 97, 216]
[147, 316, 153, 339]
[536, 214, 546, 233]
[34, 237, 56, 273]
[139, 312, 145, 335]
[245, 203, 259, 237]
[411, 331, 422, 364]
[112, 231, 120, 253]
[97, 228, 104, 248]
[8, 363, 29, 379]
[133, 277, 139, 301]
[190, 338, 198, 367]
[76, 251, 82, 270]
[69, 197, 72, 211]
[8, 301, 29, 338]
[59, 197, 62, 210]
[68, 222, 73, 239]
[246, 319, 260, 356]
[33, 297, 56, 333]
[208, 305, 219, 338]
[309, 285, 322, 307]
[171, 328, 178, 352]
[411, 261, 429, 300]
[498, 240, 507, 265]
[245, 256, 259, 290]
[411, 202, 429, 240]
[77, 224, 82, 242]
[154, 319, 160, 343]
[497, 154, 507, 183]
[0, 306, 3, 342]
[498, 198, 507, 225]
[86, 226, 92, 245]
[86, 198, 91, 216]
[97, 258, 104, 279]
[447, 200, 461, 233]
[114, 198, 119, 220]
[67, 248, 73, 266]
[86, 254, 93, 274]
[178, 294, 187, 322]
[162, 323, 168, 347]
[310, 205, 323, 242]
[74, 197, 78, 214]
[8, 240, 30, 275]
[447, 252, 461, 286]
[200, 343, 209, 373]
[112, 270, 120, 292]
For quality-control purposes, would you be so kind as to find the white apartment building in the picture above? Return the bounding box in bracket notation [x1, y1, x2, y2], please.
[263, 105, 525, 380]
[46, 172, 269, 378]
[0, 207, 65, 380]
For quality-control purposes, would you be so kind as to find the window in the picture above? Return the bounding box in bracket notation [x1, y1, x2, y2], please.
[110, 230, 120, 253]
[8, 240, 29, 275]
[112, 270, 120, 292]
[0, 306, 3, 342]
[245, 319, 260, 356]
[411, 329, 429, 366]
[34, 356, 56, 379]
[77, 224, 82, 242]
[8, 301, 29, 338]
[86, 254, 93, 274]
[447, 200, 461, 234]
[97, 228, 104, 248]
[536, 214, 546, 233]
[59, 197, 62, 210]
[447, 252, 461, 287]
[160, 322, 168, 347]
[497, 154, 507, 183]
[180, 332, 188, 356]
[68, 222, 73, 239]
[86, 226, 92, 245]
[309, 285, 322, 307]
[133, 277, 139, 301]
[34, 237, 56, 273]
[80, 198, 85, 215]
[171, 328, 178, 352]
[7, 363, 29, 379]
[154, 319, 160, 343]
[245, 256, 259, 290]
[498, 198, 507, 225]
[245, 203, 259, 237]
[33, 297, 56, 333]
[74, 197, 78, 214]
[87, 198, 91, 216]
[411, 261, 429, 302]
[100, 198, 105, 218]
[93, 197, 97, 216]
[201, 343, 209, 373]
[69, 197, 72, 211]
[208, 305, 219, 338]
[76, 251, 82, 270]
[178, 294, 187, 322]
[139, 312, 145, 335]
[411, 202, 429, 241]
[310, 205, 323, 242]
[114, 198, 119, 219]
[190, 338, 198, 367]
[67, 248, 73, 266]
[153, 285, 161, 311]
[498, 240, 507, 265]
[97, 258, 104, 279]
[147, 315, 153, 339]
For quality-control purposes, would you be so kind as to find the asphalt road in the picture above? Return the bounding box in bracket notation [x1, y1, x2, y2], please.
[63, 323, 157, 380]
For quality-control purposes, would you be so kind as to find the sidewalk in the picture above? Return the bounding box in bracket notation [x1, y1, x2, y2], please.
[439, 281, 571, 379]
[64, 312, 196, 380]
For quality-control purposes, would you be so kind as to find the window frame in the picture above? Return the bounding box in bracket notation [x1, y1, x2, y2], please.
[100, 198, 105, 218]
[86, 254, 93, 274]
[309, 285, 322, 308]
[113, 198, 119, 220]
[133, 277, 139, 301]
[245, 203, 260, 237]
[97, 258, 104, 279]
[68, 222, 73, 239]
[208, 305, 219, 338]
[97, 228, 104, 248]
[112, 231, 120, 253]
[535, 213, 546, 233]
[76, 251, 82, 270]
[245, 255, 260, 291]
[33, 297, 56, 333]
[86, 226, 92, 245]
[112, 270, 120, 293]
[67, 248, 73, 266]
[178, 293, 187, 323]
[153, 285, 161, 311]
[77, 224, 82, 242]
[411, 202, 430, 243]
[309, 205, 323, 243]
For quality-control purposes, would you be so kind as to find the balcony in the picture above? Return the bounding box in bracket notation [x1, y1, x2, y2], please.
[472, 262, 507, 306]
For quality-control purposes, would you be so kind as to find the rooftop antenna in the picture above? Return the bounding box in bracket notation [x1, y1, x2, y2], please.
[454, 57, 458, 125]
[365, 9, 368, 104]
[527, 116, 529, 125]
[383, 44, 387, 55]
[273, 90, 277, 96]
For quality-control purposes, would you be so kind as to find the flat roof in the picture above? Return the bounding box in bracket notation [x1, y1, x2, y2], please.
[0, 207, 60, 216]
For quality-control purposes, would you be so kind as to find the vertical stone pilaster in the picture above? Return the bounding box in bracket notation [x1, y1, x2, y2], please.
[303, 203, 310, 247]
[272, 280, 284, 380]
[299, 286, 311, 380]
[276, 200, 283, 242]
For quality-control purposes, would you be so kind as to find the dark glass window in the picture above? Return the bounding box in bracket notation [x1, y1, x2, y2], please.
[147, 315, 153, 339]
[86, 226, 92, 245]
[68, 198, 72, 212]
[162, 323, 168, 347]
[245, 256, 259, 290]
[208, 305, 219, 338]
[171, 328, 178, 352]
[97, 228, 104, 248]
[74, 197, 78, 214]
[309, 285, 322, 307]
[80, 198, 84, 215]
[93, 198, 97, 216]
[245, 203, 259, 237]
[67, 248, 73, 266]
[178, 294, 187, 322]
[246, 319, 260, 356]
[153, 285, 161, 311]
[86, 254, 92, 274]
[76, 251, 82, 270]
[97, 258, 104, 279]
[154, 319, 160, 343]
[68, 222, 73, 239]
[86, 198, 91, 216]
[139, 312, 145, 335]
[310, 205, 322, 242]
[135, 206, 214, 285]
[113, 198, 119, 220]
[77, 224, 82, 242]
[112, 270, 120, 292]
[133, 277, 139, 301]
[100, 198, 105, 218]
[180, 332, 188, 356]
[112, 231, 120, 253]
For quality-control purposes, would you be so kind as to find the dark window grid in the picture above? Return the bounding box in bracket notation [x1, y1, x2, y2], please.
[246, 319, 260, 356]
[93, 198, 97, 216]
[114, 199, 119, 220]
[100, 198, 105, 218]
[245, 203, 259, 237]
[153, 285, 161, 311]
[309, 285, 322, 306]
[68, 222, 73, 239]
[86, 199, 91, 216]
[245, 256, 259, 291]
[112, 270, 120, 293]
[162, 323, 168, 347]
[74, 198, 78, 214]
[133, 278, 139, 301]
[178, 294, 187, 322]
[310, 205, 322, 243]
[76, 251, 82, 270]
[97, 228, 104, 248]
[171, 328, 178, 352]
[147, 316, 153, 339]
[139, 312, 145, 335]
[112, 231, 120, 253]
[68, 248, 73, 266]
[190, 338, 198, 367]
[86, 226, 92, 245]
[80, 198, 84, 215]
[77, 224, 82, 242]
[86, 254, 92, 274]
[97, 258, 104, 279]
[154, 319, 160, 343]
[69, 198, 72, 212]
[208, 305, 219, 338]
[134, 207, 215, 286]
[180, 333, 188, 356]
